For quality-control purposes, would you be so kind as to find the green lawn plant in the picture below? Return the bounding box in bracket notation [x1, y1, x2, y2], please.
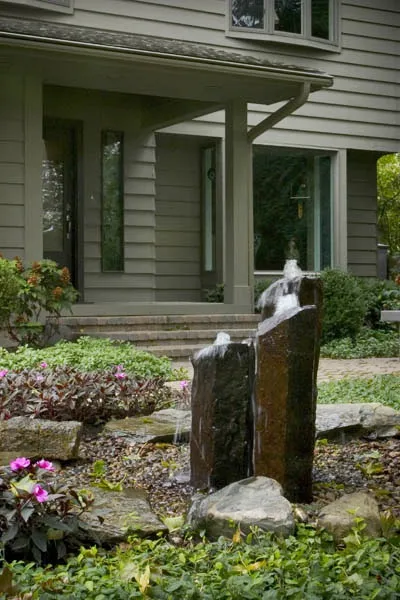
[318, 374, 400, 411]
[2, 523, 399, 599]
[0, 336, 175, 380]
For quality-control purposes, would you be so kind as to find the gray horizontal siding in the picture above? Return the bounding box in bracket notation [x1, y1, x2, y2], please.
[155, 134, 201, 301]
[0, 73, 25, 258]
[347, 150, 379, 277]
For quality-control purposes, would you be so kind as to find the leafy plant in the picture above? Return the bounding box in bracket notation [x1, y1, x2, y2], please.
[321, 328, 399, 359]
[204, 283, 225, 303]
[317, 375, 400, 411]
[0, 366, 173, 424]
[90, 460, 123, 492]
[0, 457, 93, 564]
[358, 277, 400, 329]
[320, 268, 367, 343]
[0, 336, 175, 380]
[0, 257, 78, 348]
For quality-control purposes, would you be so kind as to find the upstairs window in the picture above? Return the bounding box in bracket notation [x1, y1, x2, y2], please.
[0, 0, 74, 14]
[229, 0, 340, 50]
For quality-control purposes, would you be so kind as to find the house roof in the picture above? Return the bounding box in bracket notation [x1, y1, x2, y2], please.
[0, 16, 333, 87]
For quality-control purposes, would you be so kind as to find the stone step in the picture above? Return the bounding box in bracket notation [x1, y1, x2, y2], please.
[136, 344, 214, 359]
[72, 328, 256, 347]
[60, 313, 260, 333]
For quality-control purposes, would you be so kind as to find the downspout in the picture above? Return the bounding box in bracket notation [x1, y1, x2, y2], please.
[247, 82, 311, 142]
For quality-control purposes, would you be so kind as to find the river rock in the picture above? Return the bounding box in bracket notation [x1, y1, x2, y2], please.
[187, 476, 294, 539]
[78, 487, 167, 545]
[316, 403, 400, 441]
[0, 417, 81, 464]
[317, 492, 382, 542]
[104, 408, 191, 443]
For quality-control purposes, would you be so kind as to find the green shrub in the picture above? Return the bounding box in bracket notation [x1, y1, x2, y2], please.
[0, 366, 172, 423]
[321, 269, 366, 343]
[0, 257, 78, 348]
[318, 374, 400, 411]
[321, 328, 399, 359]
[358, 278, 400, 328]
[204, 283, 225, 303]
[0, 337, 175, 380]
[4, 525, 400, 598]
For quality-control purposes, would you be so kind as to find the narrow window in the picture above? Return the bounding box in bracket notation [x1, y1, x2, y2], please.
[311, 0, 330, 40]
[101, 131, 124, 272]
[274, 0, 302, 35]
[201, 146, 217, 272]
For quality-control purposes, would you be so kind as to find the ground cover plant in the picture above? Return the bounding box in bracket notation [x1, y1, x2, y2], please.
[0, 366, 172, 423]
[2, 524, 399, 599]
[0, 337, 175, 380]
[320, 328, 399, 359]
[318, 375, 400, 411]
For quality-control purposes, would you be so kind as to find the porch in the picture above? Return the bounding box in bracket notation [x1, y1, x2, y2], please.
[0, 15, 333, 315]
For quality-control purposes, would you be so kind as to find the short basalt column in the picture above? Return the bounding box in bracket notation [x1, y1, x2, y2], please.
[254, 306, 319, 503]
[190, 342, 255, 490]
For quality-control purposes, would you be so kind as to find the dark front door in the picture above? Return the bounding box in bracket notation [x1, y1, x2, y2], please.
[42, 119, 80, 287]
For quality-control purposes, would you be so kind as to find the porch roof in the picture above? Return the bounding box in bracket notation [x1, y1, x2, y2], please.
[0, 16, 333, 101]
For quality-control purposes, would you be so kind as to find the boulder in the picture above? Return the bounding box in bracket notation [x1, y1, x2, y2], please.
[0, 417, 81, 464]
[104, 408, 191, 443]
[316, 403, 400, 441]
[317, 492, 382, 542]
[187, 476, 294, 539]
[79, 487, 167, 545]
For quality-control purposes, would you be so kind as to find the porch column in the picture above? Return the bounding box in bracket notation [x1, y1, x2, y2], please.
[224, 100, 253, 308]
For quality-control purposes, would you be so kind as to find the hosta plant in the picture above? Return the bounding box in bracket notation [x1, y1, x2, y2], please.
[0, 457, 93, 564]
[0, 257, 78, 348]
[0, 366, 173, 424]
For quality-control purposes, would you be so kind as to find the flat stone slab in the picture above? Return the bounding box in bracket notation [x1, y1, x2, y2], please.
[316, 403, 400, 441]
[104, 408, 191, 443]
[79, 487, 167, 545]
[0, 417, 81, 464]
[187, 476, 295, 539]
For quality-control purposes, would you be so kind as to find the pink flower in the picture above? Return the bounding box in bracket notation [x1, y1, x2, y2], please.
[36, 375, 44, 383]
[0, 369, 8, 378]
[115, 371, 126, 379]
[10, 457, 31, 471]
[179, 380, 188, 390]
[33, 484, 48, 503]
[39, 362, 48, 368]
[34, 459, 55, 472]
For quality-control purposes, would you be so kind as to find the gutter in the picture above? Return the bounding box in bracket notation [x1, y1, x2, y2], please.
[248, 82, 311, 142]
[0, 29, 333, 88]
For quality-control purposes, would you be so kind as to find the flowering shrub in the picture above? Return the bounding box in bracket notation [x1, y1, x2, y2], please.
[0, 366, 173, 423]
[0, 257, 78, 348]
[0, 457, 93, 563]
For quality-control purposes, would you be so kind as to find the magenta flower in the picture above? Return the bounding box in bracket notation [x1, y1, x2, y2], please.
[33, 484, 48, 503]
[34, 459, 55, 472]
[115, 371, 126, 379]
[10, 457, 31, 471]
[39, 361, 48, 368]
[0, 369, 8, 378]
[179, 380, 188, 390]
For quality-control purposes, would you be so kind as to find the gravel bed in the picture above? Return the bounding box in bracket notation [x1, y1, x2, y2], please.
[57, 430, 400, 521]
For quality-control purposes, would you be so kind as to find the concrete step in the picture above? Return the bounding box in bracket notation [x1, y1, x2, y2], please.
[60, 313, 260, 333]
[73, 328, 256, 347]
[136, 344, 219, 359]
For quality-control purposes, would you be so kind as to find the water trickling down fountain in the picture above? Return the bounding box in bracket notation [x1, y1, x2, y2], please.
[190, 260, 323, 503]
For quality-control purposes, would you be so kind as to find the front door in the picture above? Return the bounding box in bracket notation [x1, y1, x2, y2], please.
[42, 119, 80, 287]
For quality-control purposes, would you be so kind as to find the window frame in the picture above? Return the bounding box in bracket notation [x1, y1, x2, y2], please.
[0, 0, 74, 14]
[227, 0, 341, 52]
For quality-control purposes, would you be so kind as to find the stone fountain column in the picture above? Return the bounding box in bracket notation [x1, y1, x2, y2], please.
[254, 305, 320, 503]
[190, 342, 255, 490]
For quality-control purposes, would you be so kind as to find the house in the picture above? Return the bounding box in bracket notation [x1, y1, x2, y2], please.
[0, 0, 399, 320]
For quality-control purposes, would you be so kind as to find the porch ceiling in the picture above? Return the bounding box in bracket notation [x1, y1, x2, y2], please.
[0, 16, 333, 108]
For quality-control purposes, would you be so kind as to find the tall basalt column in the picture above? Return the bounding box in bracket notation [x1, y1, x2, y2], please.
[190, 342, 255, 490]
[254, 306, 319, 503]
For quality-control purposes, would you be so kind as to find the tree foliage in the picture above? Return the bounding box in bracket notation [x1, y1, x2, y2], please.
[377, 153, 400, 254]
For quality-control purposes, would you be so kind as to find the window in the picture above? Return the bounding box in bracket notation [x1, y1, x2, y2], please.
[229, 0, 340, 50]
[101, 131, 124, 272]
[201, 146, 217, 273]
[0, 0, 74, 13]
[253, 147, 332, 272]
